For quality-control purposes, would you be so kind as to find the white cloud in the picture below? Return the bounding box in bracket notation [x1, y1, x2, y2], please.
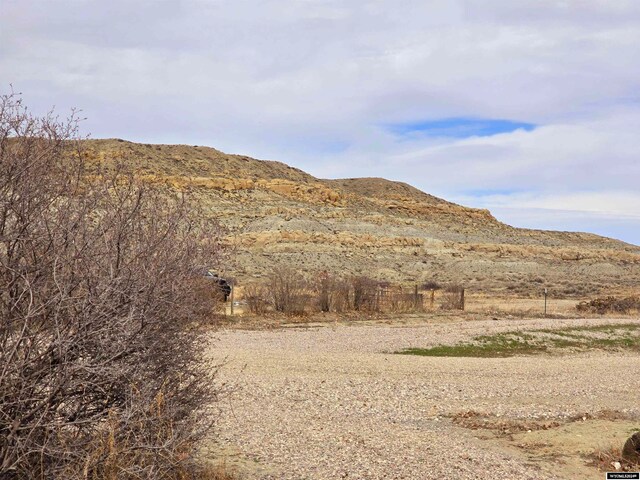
[302, 110, 639, 189]
[454, 189, 640, 244]
[471, 191, 640, 219]
[482, 206, 640, 246]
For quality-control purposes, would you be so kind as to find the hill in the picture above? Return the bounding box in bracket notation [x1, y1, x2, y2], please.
[82, 139, 640, 297]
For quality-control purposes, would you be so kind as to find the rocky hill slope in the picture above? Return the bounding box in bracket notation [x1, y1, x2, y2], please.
[83, 139, 640, 296]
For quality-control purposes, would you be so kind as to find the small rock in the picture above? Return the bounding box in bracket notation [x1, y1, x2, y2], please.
[612, 461, 621, 470]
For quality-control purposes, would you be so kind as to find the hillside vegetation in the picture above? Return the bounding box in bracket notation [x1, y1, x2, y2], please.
[83, 139, 640, 296]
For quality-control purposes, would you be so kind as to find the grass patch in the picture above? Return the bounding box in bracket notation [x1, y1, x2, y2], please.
[535, 323, 639, 334]
[398, 333, 546, 358]
[397, 323, 640, 358]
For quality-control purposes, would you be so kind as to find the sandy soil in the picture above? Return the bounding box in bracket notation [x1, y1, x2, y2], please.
[207, 317, 640, 479]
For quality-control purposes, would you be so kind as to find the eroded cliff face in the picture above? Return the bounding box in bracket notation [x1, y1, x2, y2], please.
[82, 139, 640, 296]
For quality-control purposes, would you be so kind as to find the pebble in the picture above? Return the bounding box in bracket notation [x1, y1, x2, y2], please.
[209, 317, 640, 479]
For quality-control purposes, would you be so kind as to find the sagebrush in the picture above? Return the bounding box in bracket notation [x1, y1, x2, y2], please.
[0, 93, 225, 479]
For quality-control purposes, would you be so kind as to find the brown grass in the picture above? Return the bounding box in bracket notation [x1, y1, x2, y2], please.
[62, 391, 237, 480]
[196, 462, 239, 480]
[589, 444, 640, 472]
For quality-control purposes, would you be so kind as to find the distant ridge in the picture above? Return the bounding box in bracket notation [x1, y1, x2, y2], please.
[81, 139, 640, 296]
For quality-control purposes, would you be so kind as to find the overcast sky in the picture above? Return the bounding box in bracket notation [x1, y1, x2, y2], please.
[2, 0, 639, 245]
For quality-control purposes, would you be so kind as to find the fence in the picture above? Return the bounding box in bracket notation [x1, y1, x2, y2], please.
[232, 279, 466, 316]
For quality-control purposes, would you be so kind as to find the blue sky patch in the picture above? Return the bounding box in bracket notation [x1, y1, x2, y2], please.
[387, 117, 536, 138]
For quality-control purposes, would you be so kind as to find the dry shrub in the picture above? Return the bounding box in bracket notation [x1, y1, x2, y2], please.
[192, 275, 228, 321]
[312, 272, 349, 313]
[244, 283, 269, 315]
[315, 272, 333, 312]
[577, 296, 640, 315]
[590, 444, 640, 472]
[388, 291, 423, 313]
[440, 284, 465, 310]
[269, 267, 308, 315]
[75, 396, 238, 480]
[350, 276, 380, 312]
[380, 283, 424, 313]
[76, 391, 201, 480]
[422, 281, 441, 291]
[330, 278, 351, 313]
[0, 93, 224, 478]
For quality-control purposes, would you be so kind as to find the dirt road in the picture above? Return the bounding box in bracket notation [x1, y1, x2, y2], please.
[208, 317, 640, 479]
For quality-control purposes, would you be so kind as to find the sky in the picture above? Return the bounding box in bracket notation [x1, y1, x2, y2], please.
[1, 0, 639, 245]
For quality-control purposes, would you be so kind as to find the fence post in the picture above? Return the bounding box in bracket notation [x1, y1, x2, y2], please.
[230, 284, 234, 316]
[460, 288, 465, 311]
[430, 289, 435, 309]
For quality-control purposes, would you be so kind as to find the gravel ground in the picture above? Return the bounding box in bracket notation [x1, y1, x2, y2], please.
[208, 317, 640, 479]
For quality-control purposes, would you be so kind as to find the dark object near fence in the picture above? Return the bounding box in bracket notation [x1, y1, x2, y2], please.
[622, 432, 640, 465]
[204, 271, 232, 301]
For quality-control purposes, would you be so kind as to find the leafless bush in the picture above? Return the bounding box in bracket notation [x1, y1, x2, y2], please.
[577, 296, 640, 314]
[312, 271, 350, 313]
[440, 284, 465, 310]
[421, 281, 441, 291]
[331, 278, 351, 313]
[314, 272, 333, 312]
[244, 283, 269, 315]
[269, 267, 308, 315]
[0, 93, 224, 479]
[387, 290, 423, 313]
[350, 276, 380, 312]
